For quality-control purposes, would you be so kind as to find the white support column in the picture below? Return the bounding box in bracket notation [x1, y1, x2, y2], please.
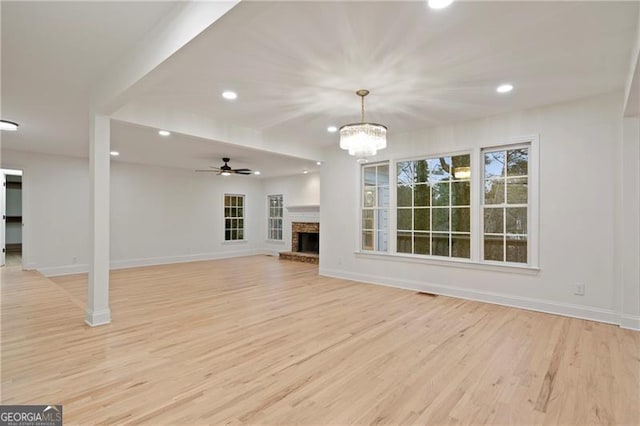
[86, 114, 111, 326]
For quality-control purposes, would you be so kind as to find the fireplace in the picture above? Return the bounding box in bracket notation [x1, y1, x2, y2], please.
[280, 221, 319, 264]
[298, 232, 319, 254]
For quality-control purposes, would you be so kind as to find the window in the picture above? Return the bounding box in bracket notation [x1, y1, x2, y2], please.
[396, 154, 471, 259]
[361, 163, 389, 252]
[224, 194, 244, 241]
[482, 146, 529, 263]
[267, 194, 283, 240]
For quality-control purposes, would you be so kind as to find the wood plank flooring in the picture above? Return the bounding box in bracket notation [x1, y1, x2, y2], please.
[1, 256, 639, 425]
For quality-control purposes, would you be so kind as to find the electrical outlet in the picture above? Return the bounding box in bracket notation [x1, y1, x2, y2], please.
[574, 283, 585, 296]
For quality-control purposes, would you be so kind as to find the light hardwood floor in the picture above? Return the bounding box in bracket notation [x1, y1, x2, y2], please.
[1, 256, 639, 425]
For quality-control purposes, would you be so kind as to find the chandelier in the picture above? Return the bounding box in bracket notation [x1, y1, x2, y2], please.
[339, 90, 387, 160]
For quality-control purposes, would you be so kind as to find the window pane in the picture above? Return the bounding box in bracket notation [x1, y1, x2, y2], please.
[484, 236, 504, 261]
[452, 234, 471, 259]
[362, 210, 374, 230]
[432, 208, 449, 232]
[507, 148, 528, 176]
[451, 181, 470, 206]
[485, 151, 505, 178]
[414, 208, 429, 231]
[237, 196, 244, 207]
[225, 230, 231, 240]
[414, 184, 430, 206]
[238, 208, 244, 218]
[238, 230, 244, 240]
[231, 229, 238, 240]
[225, 207, 231, 218]
[377, 165, 389, 185]
[397, 231, 412, 253]
[397, 185, 413, 207]
[484, 208, 504, 234]
[377, 209, 389, 231]
[224, 195, 231, 206]
[414, 160, 429, 183]
[484, 179, 505, 205]
[414, 232, 430, 255]
[506, 236, 527, 263]
[432, 182, 450, 206]
[362, 231, 374, 250]
[364, 167, 376, 185]
[427, 157, 451, 183]
[451, 207, 470, 233]
[432, 233, 449, 257]
[238, 219, 244, 230]
[364, 187, 376, 207]
[397, 208, 412, 230]
[507, 177, 528, 204]
[397, 162, 414, 185]
[506, 207, 527, 234]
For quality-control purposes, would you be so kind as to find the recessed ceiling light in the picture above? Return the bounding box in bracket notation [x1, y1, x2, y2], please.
[0, 119, 19, 131]
[316, 161, 322, 166]
[496, 84, 514, 93]
[303, 170, 309, 174]
[428, 0, 454, 10]
[254, 171, 261, 175]
[110, 151, 120, 156]
[158, 130, 171, 136]
[222, 91, 237, 100]
[327, 126, 338, 133]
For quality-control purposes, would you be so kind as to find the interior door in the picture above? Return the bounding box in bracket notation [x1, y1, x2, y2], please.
[1, 173, 5, 266]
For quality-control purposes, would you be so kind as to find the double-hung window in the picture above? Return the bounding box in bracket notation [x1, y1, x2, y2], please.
[224, 194, 245, 241]
[267, 194, 283, 241]
[361, 163, 390, 252]
[396, 154, 471, 259]
[482, 146, 530, 264]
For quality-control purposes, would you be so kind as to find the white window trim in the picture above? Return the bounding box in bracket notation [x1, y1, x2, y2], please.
[355, 134, 540, 271]
[358, 161, 391, 254]
[479, 135, 539, 268]
[266, 194, 284, 242]
[223, 193, 246, 243]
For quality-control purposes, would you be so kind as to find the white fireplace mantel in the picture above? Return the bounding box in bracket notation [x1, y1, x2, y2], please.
[286, 205, 320, 223]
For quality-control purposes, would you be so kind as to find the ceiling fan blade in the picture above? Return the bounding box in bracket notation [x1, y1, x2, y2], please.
[234, 170, 252, 175]
[195, 169, 219, 172]
[233, 168, 251, 172]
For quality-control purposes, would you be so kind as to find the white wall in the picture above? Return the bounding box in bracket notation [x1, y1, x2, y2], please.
[261, 172, 320, 253]
[320, 92, 629, 325]
[621, 117, 640, 329]
[1, 150, 265, 275]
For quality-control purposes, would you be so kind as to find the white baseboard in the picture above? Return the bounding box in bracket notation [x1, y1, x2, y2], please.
[619, 314, 640, 331]
[38, 249, 268, 277]
[319, 267, 622, 327]
[84, 308, 111, 327]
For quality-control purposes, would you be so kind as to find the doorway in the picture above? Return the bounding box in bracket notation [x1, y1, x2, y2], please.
[1, 168, 23, 267]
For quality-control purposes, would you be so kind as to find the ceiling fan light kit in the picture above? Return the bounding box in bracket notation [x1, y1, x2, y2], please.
[339, 89, 387, 161]
[195, 157, 253, 176]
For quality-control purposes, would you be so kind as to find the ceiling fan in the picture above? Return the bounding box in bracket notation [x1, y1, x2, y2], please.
[196, 157, 252, 176]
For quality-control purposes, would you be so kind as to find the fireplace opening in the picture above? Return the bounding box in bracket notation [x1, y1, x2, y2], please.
[298, 232, 319, 254]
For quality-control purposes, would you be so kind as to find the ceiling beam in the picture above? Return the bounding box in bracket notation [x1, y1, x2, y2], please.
[90, 0, 240, 115]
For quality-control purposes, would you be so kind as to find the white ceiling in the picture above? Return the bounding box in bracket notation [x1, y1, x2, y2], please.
[2, 1, 639, 170]
[1, 1, 177, 156]
[128, 0, 639, 148]
[111, 120, 320, 177]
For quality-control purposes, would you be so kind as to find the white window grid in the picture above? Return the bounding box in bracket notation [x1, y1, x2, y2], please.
[267, 194, 283, 241]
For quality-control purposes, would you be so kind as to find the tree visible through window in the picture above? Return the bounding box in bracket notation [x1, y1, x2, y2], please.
[483, 146, 529, 263]
[224, 194, 244, 241]
[396, 154, 471, 258]
[268, 195, 283, 240]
